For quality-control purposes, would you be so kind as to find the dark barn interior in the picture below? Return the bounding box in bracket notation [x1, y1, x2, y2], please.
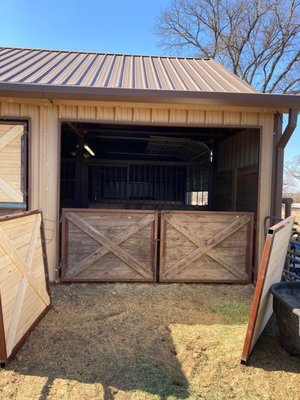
[60, 122, 260, 213]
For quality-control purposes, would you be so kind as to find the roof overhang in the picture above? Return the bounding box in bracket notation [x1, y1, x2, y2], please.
[0, 82, 299, 111]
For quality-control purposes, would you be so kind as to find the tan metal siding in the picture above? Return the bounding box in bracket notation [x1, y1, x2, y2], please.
[0, 97, 274, 281]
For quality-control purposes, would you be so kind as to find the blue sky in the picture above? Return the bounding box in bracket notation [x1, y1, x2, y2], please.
[0, 0, 299, 162]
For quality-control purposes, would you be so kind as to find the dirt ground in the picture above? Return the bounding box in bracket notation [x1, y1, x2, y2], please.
[0, 283, 299, 400]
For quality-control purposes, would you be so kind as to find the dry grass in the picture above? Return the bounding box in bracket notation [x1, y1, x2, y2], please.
[0, 283, 299, 400]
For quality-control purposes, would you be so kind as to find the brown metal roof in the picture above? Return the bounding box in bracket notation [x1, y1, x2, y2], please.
[0, 47, 299, 110]
[0, 47, 256, 93]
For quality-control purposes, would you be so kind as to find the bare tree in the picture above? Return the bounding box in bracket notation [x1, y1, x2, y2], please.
[154, 0, 300, 93]
[284, 155, 300, 197]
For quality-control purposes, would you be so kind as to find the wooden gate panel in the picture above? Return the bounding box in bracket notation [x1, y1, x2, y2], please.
[62, 209, 158, 282]
[0, 210, 51, 364]
[160, 211, 253, 283]
[0, 124, 26, 205]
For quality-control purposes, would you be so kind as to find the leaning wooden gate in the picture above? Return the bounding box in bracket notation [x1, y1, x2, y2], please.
[160, 211, 253, 283]
[0, 210, 51, 364]
[61, 209, 158, 282]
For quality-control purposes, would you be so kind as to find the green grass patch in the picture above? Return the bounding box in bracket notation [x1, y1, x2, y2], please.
[210, 301, 250, 324]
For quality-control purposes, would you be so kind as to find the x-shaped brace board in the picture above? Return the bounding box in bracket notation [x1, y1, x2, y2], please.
[161, 214, 251, 280]
[64, 212, 155, 280]
[0, 212, 50, 357]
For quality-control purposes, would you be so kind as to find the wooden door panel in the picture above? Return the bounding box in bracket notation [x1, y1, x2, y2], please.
[62, 209, 158, 282]
[0, 124, 25, 205]
[0, 210, 51, 364]
[160, 211, 253, 283]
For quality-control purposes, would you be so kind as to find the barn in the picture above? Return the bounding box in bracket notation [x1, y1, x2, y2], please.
[0, 46, 299, 284]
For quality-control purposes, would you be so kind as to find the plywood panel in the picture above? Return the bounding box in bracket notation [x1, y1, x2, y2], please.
[241, 216, 294, 364]
[61, 209, 158, 282]
[160, 211, 253, 283]
[0, 210, 51, 364]
[0, 124, 24, 203]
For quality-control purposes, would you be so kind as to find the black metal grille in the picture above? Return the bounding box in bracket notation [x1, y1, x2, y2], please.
[88, 163, 189, 209]
[61, 159, 209, 209]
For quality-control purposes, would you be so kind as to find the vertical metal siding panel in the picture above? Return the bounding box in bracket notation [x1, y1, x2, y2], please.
[77, 106, 85, 120]
[59, 105, 78, 119]
[39, 105, 59, 281]
[96, 106, 115, 121]
[169, 109, 187, 124]
[0, 102, 20, 115]
[115, 107, 134, 122]
[6, 103, 21, 116]
[241, 112, 259, 126]
[224, 111, 241, 125]
[256, 113, 274, 267]
[187, 110, 206, 124]
[133, 108, 152, 123]
[206, 111, 224, 125]
[151, 109, 170, 123]
[82, 106, 97, 120]
[25, 104, 41, 210]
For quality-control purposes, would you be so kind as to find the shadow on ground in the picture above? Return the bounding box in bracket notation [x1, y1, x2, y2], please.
[3, 283, 299, 399]
[248, 316, 300, 372]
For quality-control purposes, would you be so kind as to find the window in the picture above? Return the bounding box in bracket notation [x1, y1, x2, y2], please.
[0, 122, 28, 211]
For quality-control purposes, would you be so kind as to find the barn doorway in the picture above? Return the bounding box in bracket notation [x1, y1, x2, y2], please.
[60, 122, 259, 282]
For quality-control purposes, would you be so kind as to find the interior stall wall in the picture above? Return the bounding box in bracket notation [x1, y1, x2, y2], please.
[0, 98, 274, 280]
[213, 129, 260, 212]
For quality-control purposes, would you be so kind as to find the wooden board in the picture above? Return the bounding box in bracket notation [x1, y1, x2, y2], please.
[0, 210, 51, 365]
[241, 216, 294, 364]
[61, 209, 158, 282]
[159, 211, 254, 283]
[0, 124, 25, 204]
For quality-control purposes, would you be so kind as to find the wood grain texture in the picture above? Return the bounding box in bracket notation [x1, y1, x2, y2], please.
[241, 216, 295, 364]
[0, 210, 51, 362]
[160, 211, 253, 283]
[0, 124, 24, 203]
[61, 209, 158, 282]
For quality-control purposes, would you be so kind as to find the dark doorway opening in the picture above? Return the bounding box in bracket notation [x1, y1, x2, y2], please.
[60, 122, 259, 213]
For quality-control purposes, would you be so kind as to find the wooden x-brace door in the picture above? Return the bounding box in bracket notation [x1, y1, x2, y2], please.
[159, 211, 253, 283]
[61, 209, 158, 282]
[0, 211, 51, 362]
[0, 123, 27, 207]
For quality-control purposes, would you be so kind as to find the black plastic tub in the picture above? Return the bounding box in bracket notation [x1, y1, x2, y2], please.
[270, 282, 300, 356]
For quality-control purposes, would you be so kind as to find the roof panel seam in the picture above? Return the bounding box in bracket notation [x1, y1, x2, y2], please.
[46, 53, 81, 84]
[0, 50, 44, 79]
[75, 53, 99, 86]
